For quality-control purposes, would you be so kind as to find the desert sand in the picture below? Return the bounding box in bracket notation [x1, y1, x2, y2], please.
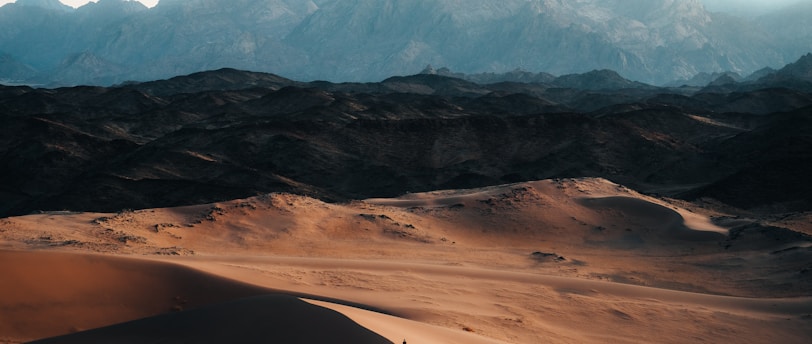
[1, 178, 810, 343]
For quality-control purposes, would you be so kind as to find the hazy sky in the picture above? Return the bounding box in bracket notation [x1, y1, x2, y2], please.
[0, 0, 158, 8]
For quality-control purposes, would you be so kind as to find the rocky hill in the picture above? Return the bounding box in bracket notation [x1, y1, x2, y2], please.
[2, 61, 811, 216]
[694, 53, 812, 92]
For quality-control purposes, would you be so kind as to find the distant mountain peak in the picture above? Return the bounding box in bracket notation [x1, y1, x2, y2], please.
[708, 74, 737, 86]
[554, 69, 649, 90]
[583, 69, 624, 79]
[0, 0, 810, 85]
[76, 0, 148, 13]
[14, 0, 73, 12]
[755, 53, 812, 86]
[742, 67, 774, 82]
[420, 64, 437, 75]
[667, 71, 742, 87]
[779, 53, 812, 80]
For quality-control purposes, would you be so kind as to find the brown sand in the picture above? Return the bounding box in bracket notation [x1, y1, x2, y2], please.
[1, 178, 810, 343]
[0, 250, 271, 343]
[29, 295, 392, 344]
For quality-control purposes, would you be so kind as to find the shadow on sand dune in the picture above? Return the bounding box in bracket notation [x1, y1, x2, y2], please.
[0, 250, 391, 344]
[579, 196, 727, 241]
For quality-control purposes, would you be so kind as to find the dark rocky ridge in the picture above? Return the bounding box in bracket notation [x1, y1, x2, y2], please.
[1, 63, 811, 217]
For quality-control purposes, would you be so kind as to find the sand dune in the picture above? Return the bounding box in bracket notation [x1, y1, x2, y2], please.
[0, 250, 408, 344]
[165, 254, 812, 344]
[0, 250, 271, 343]
[30, 295, 392, 344]
[577, 196, 727, 241]
[1, 178, 811, 343]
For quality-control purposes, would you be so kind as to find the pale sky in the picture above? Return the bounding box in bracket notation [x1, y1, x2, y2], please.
[0, 0, 158, 8]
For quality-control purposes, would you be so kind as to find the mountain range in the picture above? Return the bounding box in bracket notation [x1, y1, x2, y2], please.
[1, 53, 811, 217]
[0, 0, 810, 86]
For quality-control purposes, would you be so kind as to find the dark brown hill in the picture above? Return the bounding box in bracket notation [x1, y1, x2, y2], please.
[1, 69, 811, 216]
[685, 107, 812, 212]
[128, 68, 300, 97]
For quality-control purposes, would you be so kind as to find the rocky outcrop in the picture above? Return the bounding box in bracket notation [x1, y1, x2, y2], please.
[1, 66, 811, 216]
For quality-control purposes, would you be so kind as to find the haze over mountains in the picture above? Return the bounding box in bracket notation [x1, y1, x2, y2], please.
[1, 0, 811, 86]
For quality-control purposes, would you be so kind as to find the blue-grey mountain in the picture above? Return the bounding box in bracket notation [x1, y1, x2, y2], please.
[0, 0, 810, 86]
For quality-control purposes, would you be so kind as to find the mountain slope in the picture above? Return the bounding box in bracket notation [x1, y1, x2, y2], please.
[2, 66, 811, 216]
[0, 52, 36, 83]
[0, 0, 808, 85]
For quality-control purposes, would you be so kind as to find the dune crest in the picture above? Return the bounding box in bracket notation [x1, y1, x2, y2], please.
[0, 250, 270, 343]
[30, 295, 393, 344]
[578, 196, 727, 241]
[2, 178, 811, 343]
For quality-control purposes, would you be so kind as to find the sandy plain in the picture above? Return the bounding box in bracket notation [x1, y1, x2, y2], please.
[1, 178, 810, 343]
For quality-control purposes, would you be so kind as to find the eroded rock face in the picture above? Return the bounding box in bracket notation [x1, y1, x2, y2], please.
[1, 66, 811, 216]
